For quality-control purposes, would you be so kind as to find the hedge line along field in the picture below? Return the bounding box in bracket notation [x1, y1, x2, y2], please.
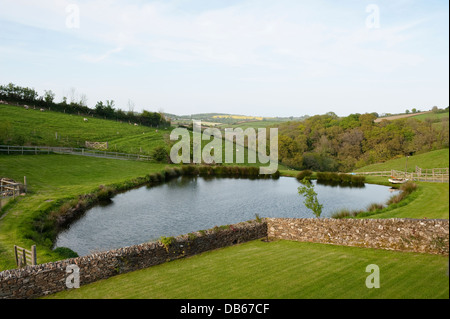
[44, 240, 449, 299]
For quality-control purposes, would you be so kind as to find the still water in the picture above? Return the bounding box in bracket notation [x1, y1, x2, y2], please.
[54, 176, 398, 256]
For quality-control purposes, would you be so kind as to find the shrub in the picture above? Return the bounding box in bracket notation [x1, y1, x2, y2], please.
[151, 146, 169, 163]
[96, 185, 115, 202]
[350, 175, 366, 186]
[53, 247, 79, 258]
[367, 203, 385, 212]
[400, 181, 418, 195]
[160, 236, 176, 251]
[181, 165, 198, 176]
[339, 173, 352, 184]
[296, 170, 313, 181]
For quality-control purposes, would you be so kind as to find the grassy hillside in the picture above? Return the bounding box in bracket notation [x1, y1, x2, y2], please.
[352, 150, 449, 219]
[354, 149, 449, 173]
[45, 240, 449, 299]
[0, 103, 282, 168]
[412, 111, 449, 121]
[0, 103, 168, 155]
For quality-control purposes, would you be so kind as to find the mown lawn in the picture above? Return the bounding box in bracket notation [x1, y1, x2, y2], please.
[44, 240, 449, 299]
[360, 181, 449, 219]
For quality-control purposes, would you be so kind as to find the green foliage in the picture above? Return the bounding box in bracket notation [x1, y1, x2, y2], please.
[296, 170, 313, 181]
[152, 146, 169, 163]
[160, 236, 176, 251]
[298, 178, 323, 218]
[53, 247, 79, 259]
[0, 82, 170, 128]
[275, 111, 449, 172]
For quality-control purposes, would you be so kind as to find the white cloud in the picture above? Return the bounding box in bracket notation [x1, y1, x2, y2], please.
[0, 0, 447, 116]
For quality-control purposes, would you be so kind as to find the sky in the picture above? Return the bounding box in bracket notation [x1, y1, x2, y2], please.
[0, 0, 448, 117]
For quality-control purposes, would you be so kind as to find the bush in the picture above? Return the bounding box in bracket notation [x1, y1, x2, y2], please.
[296, 170, 313, 181]
[151, 146, 169, 163]
[53, 247, 79, 258]
[350, 175, 366, 186]
[181, 165, 198, 176]
[400, 181, 418, 194]
[96, 185, 115, 202]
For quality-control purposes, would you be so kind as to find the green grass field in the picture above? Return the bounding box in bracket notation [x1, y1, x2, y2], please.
[44, 240, 449, 299]
[354, 148, 449, 173]
[1, 103, 168, 155]
[411, 111, 449, 121]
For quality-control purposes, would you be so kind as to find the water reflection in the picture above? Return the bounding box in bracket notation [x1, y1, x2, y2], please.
[55, 176, 398, 256]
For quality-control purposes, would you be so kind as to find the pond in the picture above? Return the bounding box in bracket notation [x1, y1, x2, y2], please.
[54, 176, 399, 256]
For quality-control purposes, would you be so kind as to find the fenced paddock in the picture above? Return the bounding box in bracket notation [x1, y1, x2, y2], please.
[354, 166, 449, 183]
[0, 145, 153, 162]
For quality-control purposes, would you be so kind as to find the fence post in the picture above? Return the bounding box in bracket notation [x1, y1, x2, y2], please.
[24, 176, 27, 193]
[14, 245, 18, 266]
[31, 245, 37, 265]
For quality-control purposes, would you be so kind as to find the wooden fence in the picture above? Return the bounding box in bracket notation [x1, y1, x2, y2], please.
[354, 167, 449, 183]
[14, 245, 37, 267]
[0, 179, 22, 199]
[0, 145, 153, 162]
[85, 141, 108, 150]
[0, 177, 26, 210]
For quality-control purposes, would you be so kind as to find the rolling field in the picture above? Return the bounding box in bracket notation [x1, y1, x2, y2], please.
[354, 148, 449, 173]
[44, 240, 449, 299]
[0, 103, 168, 155]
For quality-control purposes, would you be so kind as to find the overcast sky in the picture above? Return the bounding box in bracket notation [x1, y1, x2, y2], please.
[0, 0, 448, 117]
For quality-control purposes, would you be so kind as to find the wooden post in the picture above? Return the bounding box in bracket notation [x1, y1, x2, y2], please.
[22, 248, 26, 265]
[14, 245, 18, 266]
[31, 245, 37, 265]
[24, 176, 27, 193]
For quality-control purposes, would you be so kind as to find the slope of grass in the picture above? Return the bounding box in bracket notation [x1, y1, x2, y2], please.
[411, 111, 449, 121]
[355, 149, 449, 173]
[44, 240, 449, 299]
[358, 179, 449, 219]
[0, 103, 168, 155]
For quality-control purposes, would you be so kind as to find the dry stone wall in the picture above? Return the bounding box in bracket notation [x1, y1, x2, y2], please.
[267, 218, 449, 255]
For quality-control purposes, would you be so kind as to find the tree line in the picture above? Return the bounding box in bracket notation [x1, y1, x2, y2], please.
[276, 111, 449, 172]
[0, 83, 170, 128]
